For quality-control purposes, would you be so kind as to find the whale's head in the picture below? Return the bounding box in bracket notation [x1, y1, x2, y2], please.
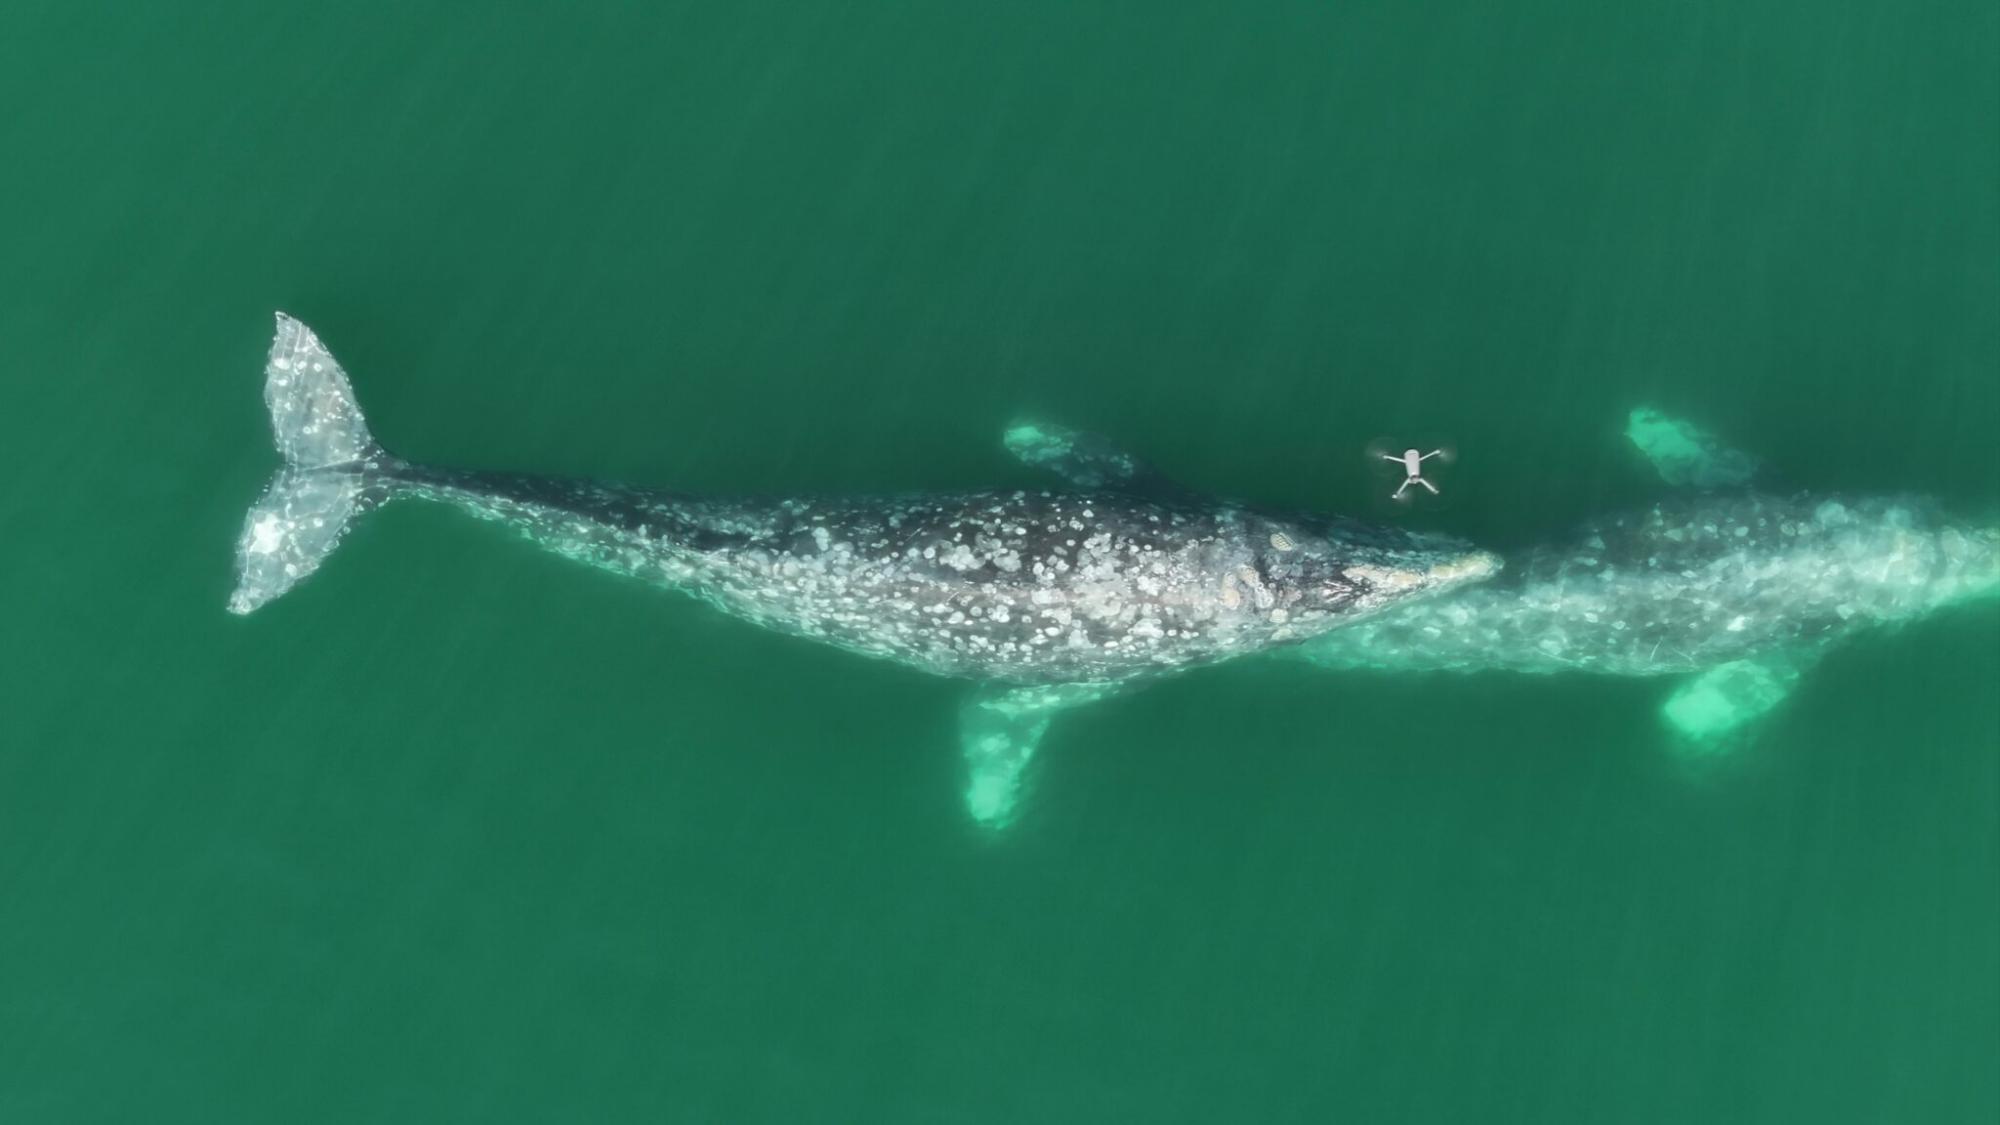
[1250, 514, 1500, 629]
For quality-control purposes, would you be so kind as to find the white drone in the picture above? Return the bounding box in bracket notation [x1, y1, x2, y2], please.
[1383, 447, 1446, 500]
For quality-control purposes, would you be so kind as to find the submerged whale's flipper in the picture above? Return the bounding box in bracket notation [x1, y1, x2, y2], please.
[1660, 650, 1817, 747]
[228, 314, 391, 614]
[960, 682, 1119, 828]
[1626, 408, 1759, 489]
[1004, 422, 1179, 494]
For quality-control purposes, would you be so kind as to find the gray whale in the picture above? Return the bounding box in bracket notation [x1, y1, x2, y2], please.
[229, 314, 1497, 824]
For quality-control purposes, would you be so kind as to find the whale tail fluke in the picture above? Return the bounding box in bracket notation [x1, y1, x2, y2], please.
[228, 313, 392, 615]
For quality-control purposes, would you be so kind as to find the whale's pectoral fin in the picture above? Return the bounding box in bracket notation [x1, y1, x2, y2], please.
[1660, 650, 1818, 749]
[1625, 408, 1759, 489]
[1003, 422, 1180, 494]
[959, 681, 1120, 828]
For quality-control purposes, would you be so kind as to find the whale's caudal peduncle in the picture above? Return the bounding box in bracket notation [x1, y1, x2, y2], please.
[231, 314, 1499, 826]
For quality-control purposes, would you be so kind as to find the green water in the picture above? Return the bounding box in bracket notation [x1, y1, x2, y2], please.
[4, 2, 1997, 1121]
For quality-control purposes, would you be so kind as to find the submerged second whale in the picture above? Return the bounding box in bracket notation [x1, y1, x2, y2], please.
[1290, 410, 2000, 742]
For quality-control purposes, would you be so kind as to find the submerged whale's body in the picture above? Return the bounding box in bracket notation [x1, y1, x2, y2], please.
[230, 315, 1494, 823]
[1297, 492, 1997, 677]
[1292, 414, 2000, 740]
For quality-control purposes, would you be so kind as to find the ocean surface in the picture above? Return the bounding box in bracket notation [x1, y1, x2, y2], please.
[2, 2, 1995, 1121]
